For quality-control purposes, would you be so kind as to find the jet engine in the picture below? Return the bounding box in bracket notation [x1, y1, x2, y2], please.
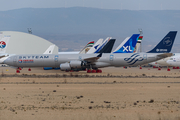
[60, 61, 86, 71]
[69, 61, 85, 68]
[60, 63, 71, 71]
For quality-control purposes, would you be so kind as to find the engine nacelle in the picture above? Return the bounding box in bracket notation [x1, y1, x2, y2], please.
[60, 63, 71, 71]
[60, 61, 86, 71]
[69, 61, 83, 68]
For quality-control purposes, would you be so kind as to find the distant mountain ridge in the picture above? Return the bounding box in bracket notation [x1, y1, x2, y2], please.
[0, 7, 180, 52]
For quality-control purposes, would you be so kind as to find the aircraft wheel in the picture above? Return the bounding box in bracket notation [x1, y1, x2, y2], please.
[70, 70, 74, 72]
[96, 69, 102, 73]
[16, 69, 20, 73]
[87, 69, 92, 73]
[123, 66, 127, 69]
[167, 68, 170, 71]
[173, 67, 176, 69]
[18, 67, 22, 70]
[177, 67, 179, 69]
[92, 69, 96, 73]
[28, 68, 31, 71]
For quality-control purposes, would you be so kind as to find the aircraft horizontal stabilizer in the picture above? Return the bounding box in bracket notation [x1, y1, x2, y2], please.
[157, 53, 173, 58]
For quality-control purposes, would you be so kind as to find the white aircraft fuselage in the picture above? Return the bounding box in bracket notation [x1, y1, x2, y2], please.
[4, 53, 172, 70]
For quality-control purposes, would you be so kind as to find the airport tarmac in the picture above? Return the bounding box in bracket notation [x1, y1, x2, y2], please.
[0, 67, 180, 120]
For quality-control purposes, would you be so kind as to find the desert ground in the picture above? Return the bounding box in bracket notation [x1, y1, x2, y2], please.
[0, 66, 180, 120]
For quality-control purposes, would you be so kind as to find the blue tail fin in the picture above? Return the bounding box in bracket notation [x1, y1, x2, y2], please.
[113, 34, 140, 53]
[147, 31, 177, 53]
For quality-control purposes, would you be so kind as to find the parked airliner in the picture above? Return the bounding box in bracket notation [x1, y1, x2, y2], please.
[3, 32, 176, 73]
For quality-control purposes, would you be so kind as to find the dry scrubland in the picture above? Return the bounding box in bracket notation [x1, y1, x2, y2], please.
[0, 67, 180, 120]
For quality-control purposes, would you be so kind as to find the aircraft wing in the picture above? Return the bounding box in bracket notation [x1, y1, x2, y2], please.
[0, 53, 9, 58]
[83, 53, 102, 62]
[0, 55, 6, 59]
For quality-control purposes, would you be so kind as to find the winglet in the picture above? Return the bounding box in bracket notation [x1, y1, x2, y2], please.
[157, 53, 173, 58]
[147, 31, 177, 53]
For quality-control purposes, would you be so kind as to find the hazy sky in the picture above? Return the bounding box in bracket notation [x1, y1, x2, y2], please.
[1, 0, 180, 11]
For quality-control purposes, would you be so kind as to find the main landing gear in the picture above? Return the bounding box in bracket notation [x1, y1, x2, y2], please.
[16, 67, 31, 73]
[16, 69, 20, 73]
[87, 69, 102, 73]
[16, 67, 21, 73]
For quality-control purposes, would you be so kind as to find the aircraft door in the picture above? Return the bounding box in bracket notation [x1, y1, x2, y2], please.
[13, 56, 17, 66]
[54, 55, 59, 67]
[143, 54, 147, 61]
[109, 55, 114, 61]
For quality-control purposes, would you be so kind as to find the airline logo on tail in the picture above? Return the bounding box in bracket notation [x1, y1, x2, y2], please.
[94, 44, 100, 49]
[163, 37, 172, 46]
[113, 34, 140, 53]
[156, 37, 173, 52]
[94, 38, 111, 53]
[123, 46, 133, 52]
[0, 33, 11, 53]
[85, 48, 90, 53]
[147, 31, 177, 53]
[0, 41, 6, 49]
[79, 41, 94, 54]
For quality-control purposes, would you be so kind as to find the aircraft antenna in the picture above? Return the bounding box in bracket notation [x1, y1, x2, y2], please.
[27, 28, 32, 34]
[138, 28, 143, 52]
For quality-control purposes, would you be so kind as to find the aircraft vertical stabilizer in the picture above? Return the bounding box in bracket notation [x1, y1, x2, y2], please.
[134, 36, 143, 53]
[79, 41, 94, 54]
[113, 34, 140, 53]
[87, 38, 103, 54]
[97, 39, 116, 53]
[0, 32, 10, 54]
[43, 44, 55, 54]
[147, 31, 177, 53]
[94, 37, 112, 53]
